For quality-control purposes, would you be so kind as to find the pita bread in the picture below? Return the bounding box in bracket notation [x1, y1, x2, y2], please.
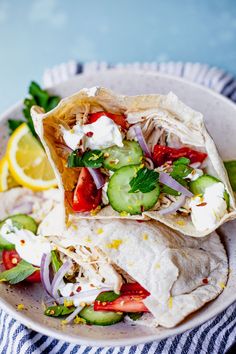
[31, 87, 236, 237]
[47, 217, 228, 328]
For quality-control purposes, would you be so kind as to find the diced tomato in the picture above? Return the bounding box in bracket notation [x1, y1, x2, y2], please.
[2, 250, 41, 283]
[26, 269, 41, 282]
[72, 167, 102, 212]
[2, 250, 21, 269]
[94, 282, 150, 313]
[121, 282, 150, 296]
[94, 294, 149, 313]
[88, 111, 128, 130]
[153, 145, 207, 166]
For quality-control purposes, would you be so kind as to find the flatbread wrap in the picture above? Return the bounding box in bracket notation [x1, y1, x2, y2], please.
[41, 214, 228, 328]
[31, 87, 236, 237]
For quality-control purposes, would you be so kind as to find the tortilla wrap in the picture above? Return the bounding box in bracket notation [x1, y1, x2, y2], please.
[31, 87, 236, 237]
[44, 216, 228, 328]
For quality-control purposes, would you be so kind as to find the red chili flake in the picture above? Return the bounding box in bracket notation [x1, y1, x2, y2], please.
[202, 278, 208, 284]
[76, 286, 82, 293]
[140, 205, 144, 213]
[137, 220, 145, 223]
[196, 202, 207, 207]
[86, 132, 94, 137]
[20, 240, 25, 245]
[70, 292, 74, 296]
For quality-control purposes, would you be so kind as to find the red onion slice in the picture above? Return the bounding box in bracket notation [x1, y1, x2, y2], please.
[134, 125, 152, 158]
[159, 172, 193, 198]
[51, 260, 72, 299]
[87, 167, 105, 189]
[145, 157, 154, 169]
[158, 194, 186, 215]
[40, 253, 52, 296]
[65, 305, 83, 323]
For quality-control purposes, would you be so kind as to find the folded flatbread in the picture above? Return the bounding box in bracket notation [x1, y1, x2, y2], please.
[44, 216, 228, 328]
[31, 87, 236, 237]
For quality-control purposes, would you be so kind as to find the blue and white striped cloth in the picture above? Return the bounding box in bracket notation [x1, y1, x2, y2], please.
[1, 61, 236, 354]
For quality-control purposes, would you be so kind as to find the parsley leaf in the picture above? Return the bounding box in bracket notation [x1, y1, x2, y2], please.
[67, 150, 104, 168]
[161, 158, 192, 196]
[82, 150, 104, 168]
[45, 305, 75, 317]
[224, 161, 236, 192]
[67, 149, 84, 168]
[173, 157, 190, 166]
[0, 260, 39, 284]
[129, 167, 159, 193]
[8, 81, 61, 136]
[95, 291, 120, 302]
[171, 163, 192, 180]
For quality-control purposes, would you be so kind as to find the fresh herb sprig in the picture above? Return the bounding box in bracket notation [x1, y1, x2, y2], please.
[68, 149, 104, 168]
[95, 291, 120, 302]
[129, 167, 159, 193]
[161, 157, 192, 196]
[0, 260, 39, 284]
[8, 81, 61, 136]
[171, 158, 193, 179]
[45, 305, 76, 317]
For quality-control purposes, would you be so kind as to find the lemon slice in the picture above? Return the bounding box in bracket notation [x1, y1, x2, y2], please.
[0, 157, 19, 192]
[7, 123, 57, 191]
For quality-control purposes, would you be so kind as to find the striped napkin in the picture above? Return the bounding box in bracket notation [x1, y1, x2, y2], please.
[1, 61, 236, 354]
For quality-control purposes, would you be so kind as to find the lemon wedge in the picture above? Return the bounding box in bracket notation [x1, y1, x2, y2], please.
[7, 123, 57, 191]
[0, 157, 19, 192]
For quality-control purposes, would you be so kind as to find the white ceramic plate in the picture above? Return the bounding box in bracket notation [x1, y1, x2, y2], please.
[0, 70, 236, 346]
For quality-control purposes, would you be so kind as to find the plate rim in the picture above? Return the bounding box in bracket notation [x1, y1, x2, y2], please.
[0, 70, 236, 346]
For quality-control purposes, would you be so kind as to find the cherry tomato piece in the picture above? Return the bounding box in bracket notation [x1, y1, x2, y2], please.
[2, 250, 41, 283]
[153, 145, 207, 166]
[72, 167, 102, 212]
[94, 282, 150, 313]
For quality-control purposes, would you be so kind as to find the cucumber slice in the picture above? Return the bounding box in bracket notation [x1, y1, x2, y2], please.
[107, 165, 160, 214]
[79, 305, 123, 326]
[0, 214, 38, 250]
[102, 140, 143, 171]
[189, 175, 220, 195]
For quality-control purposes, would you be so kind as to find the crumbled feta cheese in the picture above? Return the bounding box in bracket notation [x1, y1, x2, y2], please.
[61, 126, 84, 151]
[61, 116, 123, 151]
[185, 168, 203, 181]
[59, 282, 95, 297]
[1, 219, 51, 266]
[189, 182, 227, 231]
[83, 116, 123, 149]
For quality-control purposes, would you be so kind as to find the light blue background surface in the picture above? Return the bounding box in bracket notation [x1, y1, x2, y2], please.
[0, 0, 236, 112]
